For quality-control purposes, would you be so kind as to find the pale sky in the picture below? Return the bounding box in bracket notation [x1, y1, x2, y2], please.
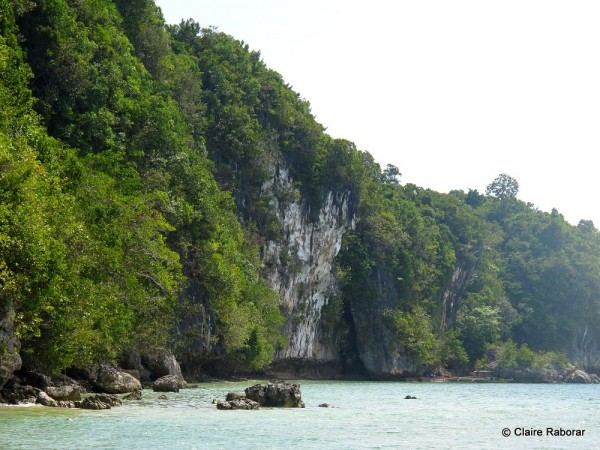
[156, 0, 600, 226]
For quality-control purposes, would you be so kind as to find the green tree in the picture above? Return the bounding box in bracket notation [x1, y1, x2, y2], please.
[485, 173, 519, 200]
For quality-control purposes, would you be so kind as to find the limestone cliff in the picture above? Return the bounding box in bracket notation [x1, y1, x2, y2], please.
[260, 166, 355, 371]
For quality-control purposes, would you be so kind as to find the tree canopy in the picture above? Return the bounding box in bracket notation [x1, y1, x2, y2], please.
[2, 0, 600, 378]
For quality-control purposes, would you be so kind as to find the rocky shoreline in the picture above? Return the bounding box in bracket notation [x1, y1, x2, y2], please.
[2, 351, 599, 410]
[0, 350, 188, 409]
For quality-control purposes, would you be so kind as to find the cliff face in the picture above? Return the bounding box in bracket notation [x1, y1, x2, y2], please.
[260, 166, 355, 370]
[348, 255, 481, 379]
[441, 249, 483, 332]
[346, 267, 422, 378]
[0, 303, 21, 390]
[570, 326, 600, 373]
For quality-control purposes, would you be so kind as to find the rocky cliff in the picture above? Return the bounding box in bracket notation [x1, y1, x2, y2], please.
[0, 303, 21, 390]
[260, 166, 355, 375]
[570, 326, 600, 373]
[346, 253, 481, 379]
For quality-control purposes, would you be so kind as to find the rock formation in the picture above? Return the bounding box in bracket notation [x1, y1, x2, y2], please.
[244, 381, 304, 407]
[95, 364, 142, 394]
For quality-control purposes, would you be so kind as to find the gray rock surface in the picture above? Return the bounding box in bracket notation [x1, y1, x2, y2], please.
[141, 350, 186, 382]
[36, 391, 59, 407]
[564, 368, 600, 384]
[0, 304, 21, 390]
[123, 390, 142, 400]
[77, 393, 122, 410]
[153, 374, 183, 392]
[226, 392, 246, 401]
[46, 383, 82, 401]
[216, 397, 260, 410]
[244, 382, 304, 407]
[95, 364, 142, 394]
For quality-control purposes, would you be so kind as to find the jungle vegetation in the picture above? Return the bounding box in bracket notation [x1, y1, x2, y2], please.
[2, 0, 599, 376]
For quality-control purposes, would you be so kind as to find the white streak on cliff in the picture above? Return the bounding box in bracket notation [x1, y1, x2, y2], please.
[261, 167, 354, 361]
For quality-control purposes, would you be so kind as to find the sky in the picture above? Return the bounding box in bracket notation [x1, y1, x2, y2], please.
[156, 0, 600, 226]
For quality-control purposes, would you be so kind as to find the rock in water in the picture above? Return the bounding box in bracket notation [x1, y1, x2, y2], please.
[78, 394, 122, 410]
[244, 382, 304, 407]
[123, 390, 142, 400]
[216, 398, 260, 410]
[153, 375, 183, 392]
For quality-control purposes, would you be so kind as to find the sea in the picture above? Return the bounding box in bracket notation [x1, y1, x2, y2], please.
[0, 380, 598, 449]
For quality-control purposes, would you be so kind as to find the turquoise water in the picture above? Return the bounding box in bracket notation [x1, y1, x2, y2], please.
[1, 381, 598, 449]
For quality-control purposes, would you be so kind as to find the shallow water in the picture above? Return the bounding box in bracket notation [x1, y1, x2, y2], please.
[1, 381, 598, 449]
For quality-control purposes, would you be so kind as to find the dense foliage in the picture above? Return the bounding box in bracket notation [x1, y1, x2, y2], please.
[2, 0, 282, 374]
[2, 0, 600, 378]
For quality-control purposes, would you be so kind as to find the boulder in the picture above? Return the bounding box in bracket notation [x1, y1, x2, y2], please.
[141, 350, 186, 382]
[120, 351, 152, 382]
[77, 394, 122, 410]
[95, 364, 142, 394]
[43, 376, 85, 401]
[121, 350, 187, 386]
[46, 382, 82, 401]
[244, 382, 304, 407]
[565, 369, 599, 384]
[0, 381, 39, 404]
[216, 397, 260, 410]
[36, 391, 58, 407]
[153, 374, 183, 392]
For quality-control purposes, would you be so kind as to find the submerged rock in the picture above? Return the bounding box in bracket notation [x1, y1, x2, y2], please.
[123, 390, 142, 400]
[216, 397, 260, 410]
[78, 393, 122, 410]
[244, 382, 304, 408]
